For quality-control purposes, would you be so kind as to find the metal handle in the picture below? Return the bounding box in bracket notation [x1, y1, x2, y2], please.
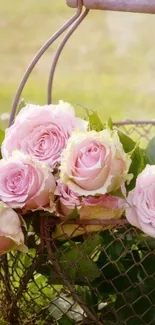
[9, 0, 83, 126]
[67, 0, 155, 14]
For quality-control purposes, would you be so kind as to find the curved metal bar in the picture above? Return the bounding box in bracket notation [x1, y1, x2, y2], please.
[9, 0, 83, 127]
[67, 0, 155, 14]
[114, 120, 155, 126]
[47, 8, 89, 104]
[66, 218, 129, 225]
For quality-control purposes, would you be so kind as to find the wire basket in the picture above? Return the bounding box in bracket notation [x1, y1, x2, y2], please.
[1, 199, 155, 325]
[1, 1, 155, 324]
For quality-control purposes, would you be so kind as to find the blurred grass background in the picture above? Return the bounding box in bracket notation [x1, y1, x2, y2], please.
[1, 0, 155, 121]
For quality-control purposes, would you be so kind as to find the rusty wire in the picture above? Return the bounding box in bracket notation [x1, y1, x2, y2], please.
[1, 220, 155, 324]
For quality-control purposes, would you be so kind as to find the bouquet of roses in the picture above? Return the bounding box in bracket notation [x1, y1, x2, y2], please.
[0, 100, 154, 256]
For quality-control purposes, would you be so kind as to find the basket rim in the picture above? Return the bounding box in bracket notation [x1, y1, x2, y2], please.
[114, 120, 155, 125]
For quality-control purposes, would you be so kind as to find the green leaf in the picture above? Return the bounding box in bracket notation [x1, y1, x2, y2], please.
[118, 130, 136, 153]
[110, 188, 126, 199]
[89, 111, 104, 131]
[59, 316, 74, 325]
[100, 229, 113, 244]
[82, 234, 103, 255]
[145, 136, 155, 165]
[0, 129, 5, 158]
[106, 240, 124, 261]
[0, 129, 5, 146]
[129, 140, 140, 157]
[76, 258, 101, 282]
[68, 206, 80, 220]
[59, 246, 78, 281]
[59, 243, 100, 282]
[107, 117, 113, 130]
[127, 146, 145, 191]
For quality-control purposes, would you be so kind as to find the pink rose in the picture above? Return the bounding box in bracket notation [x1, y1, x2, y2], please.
[55, 181, 125, 220]
[53, 195, 125, 240]
[0, 152, 56, 209]
[80, 195, 125, 219]
[55, 181, 82, 216]
[2, 101, 88, 168]
[126, 165, 155, 237]
[0, 202, 27, 255]
[60, 130, 131, 196]
[54, 183, 125, 239]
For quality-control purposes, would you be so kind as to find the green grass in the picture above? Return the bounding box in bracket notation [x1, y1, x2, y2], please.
[1, 1, 155, 122]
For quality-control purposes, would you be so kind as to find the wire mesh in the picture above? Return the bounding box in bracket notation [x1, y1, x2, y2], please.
[0, 123, 155, 325]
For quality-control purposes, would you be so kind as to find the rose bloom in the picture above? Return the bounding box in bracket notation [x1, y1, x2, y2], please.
[52, 195, 125, 240]
[0, 202, 27, 255]
[55, 181, 82, 216]
[126, 165, 155, 238]
[55, 181, 125, 218]
[60, 129, 131, 196]
[2, 101, 88, 168]
[0, 152, 56, 209]
[53, 182, 126, 240]
[54, 182, 125, 239]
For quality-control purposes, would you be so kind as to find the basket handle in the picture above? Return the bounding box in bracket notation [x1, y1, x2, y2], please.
[67, 0, 155, 14]
[9, 0, 84, 126]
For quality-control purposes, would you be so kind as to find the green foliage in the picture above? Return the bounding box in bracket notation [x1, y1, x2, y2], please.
[145, 136, 155, 165]
[110, 187, 126, 199]
[118, 130, 136, 153]
[127, 146, 145, 191]
[0, 129, 5, 158]
[82, 234, 102, 255]
[115, 280, 155, 325]
[2, 226, 155, 324]
[58, 236, 101, 282]
[88, 111, 104, 131]
[41, 234, 102, 284]
[0, 129, 5, 145]
[107, 117, 113, 130]
[59, 316, 74, 325]
[68, 206, 80, 220]
[117, 129, 145, 191]
[95, 229, 155, 324]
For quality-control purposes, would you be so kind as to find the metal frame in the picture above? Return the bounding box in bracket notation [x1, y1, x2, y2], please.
[67, 0, 155, 14]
